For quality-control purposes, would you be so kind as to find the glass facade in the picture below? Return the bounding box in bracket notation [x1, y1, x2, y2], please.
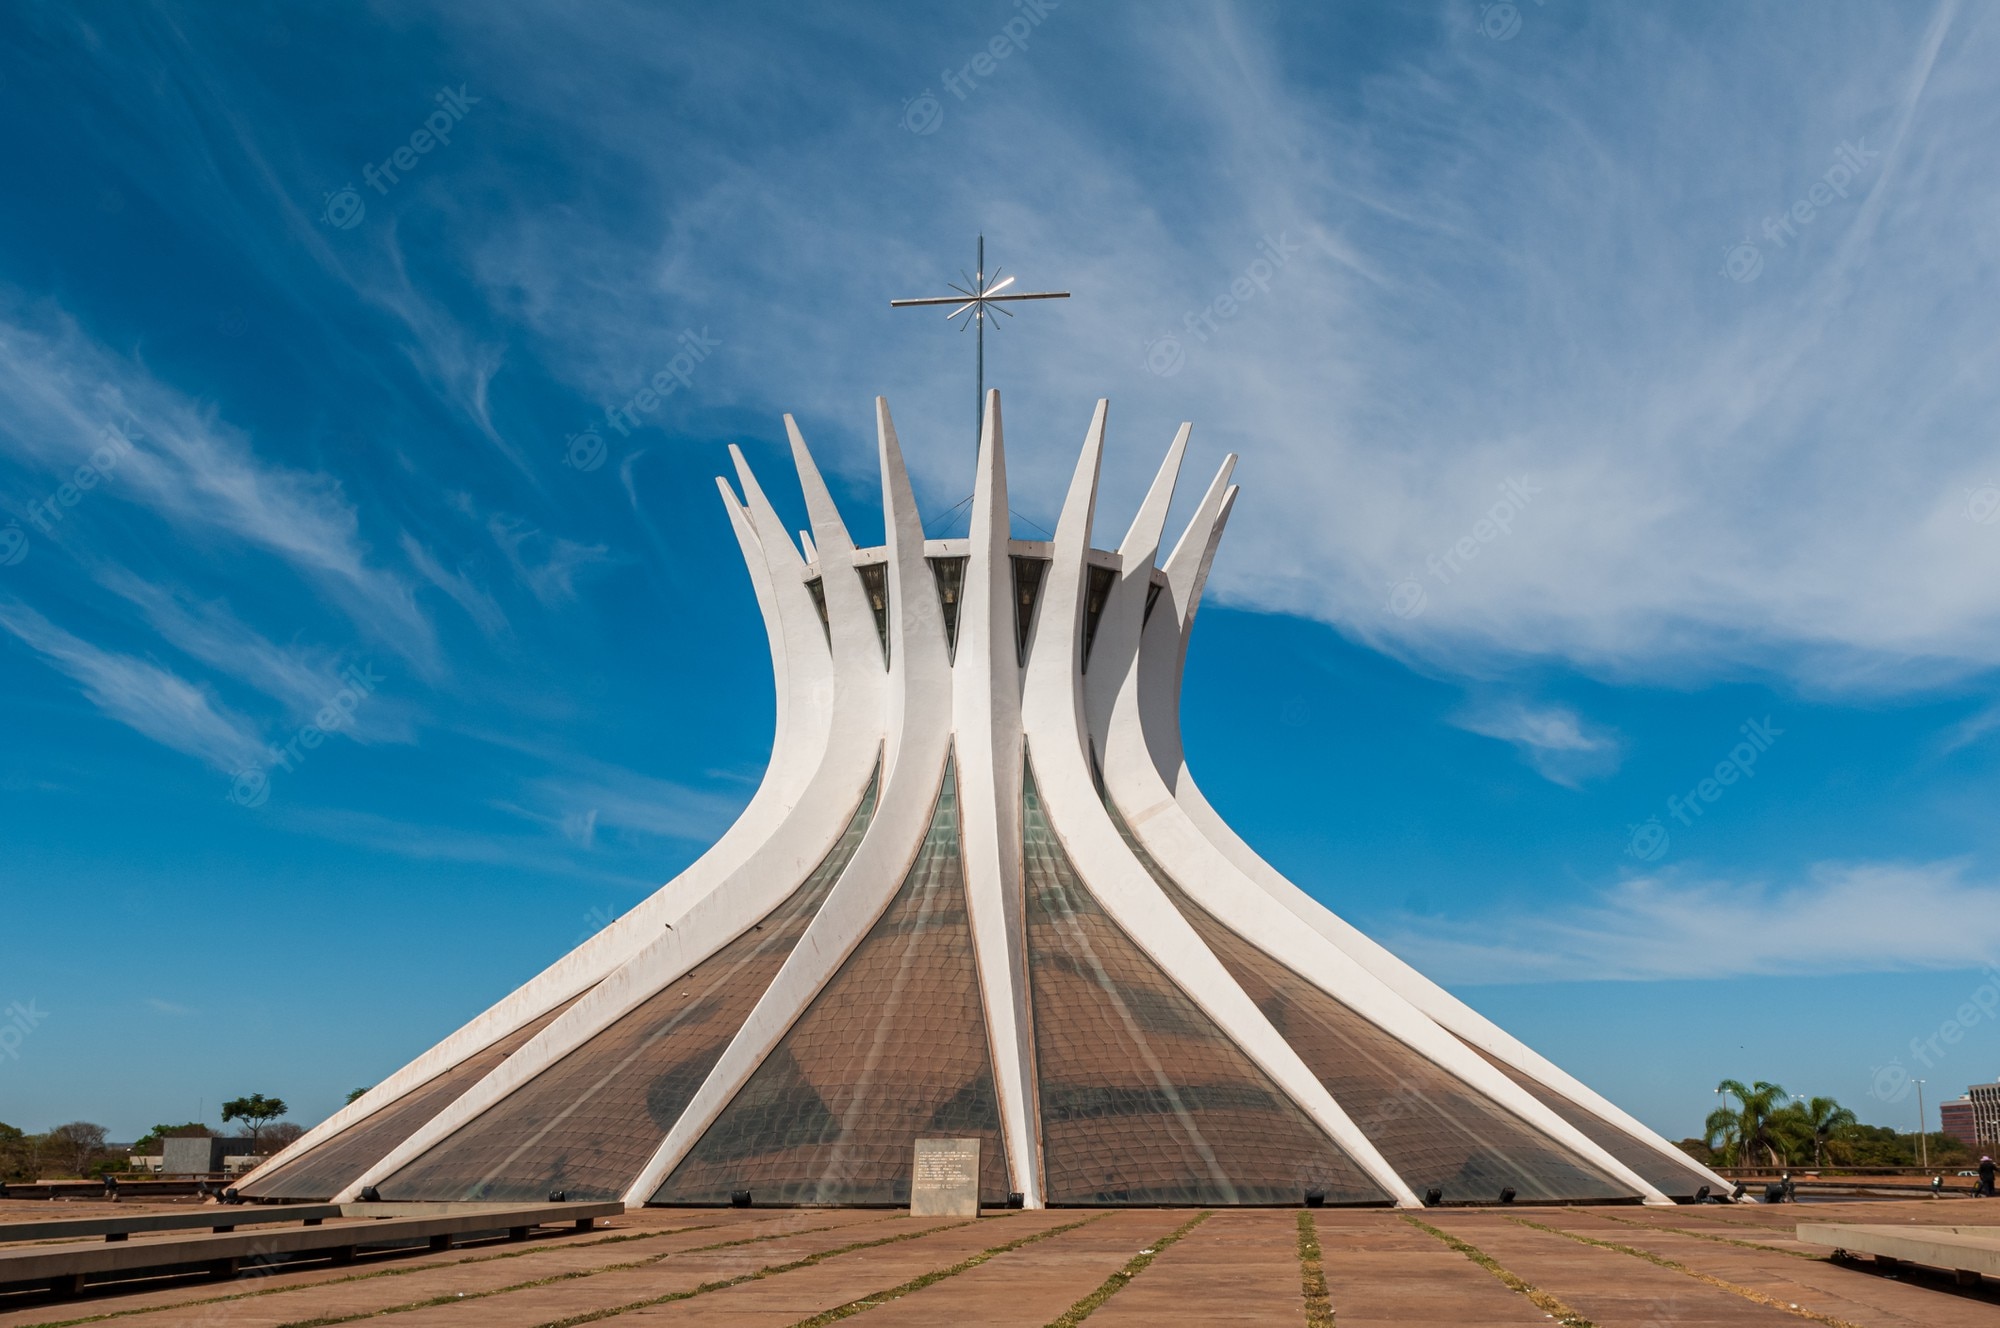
[654, 758, 1008, 1205]
[927, 555, 967, 658]
[1460, 1041, 1716, 1197]
[1080, 564, 1117, 670]
[857, 563, 889, 665]
[1010, 555, 1047, 661]
[1106, 803, 1635, 1203]
[1023, 761, 1384, 1205]
[374, 768, 880, 1202]
[236, 1001, 574, 1200]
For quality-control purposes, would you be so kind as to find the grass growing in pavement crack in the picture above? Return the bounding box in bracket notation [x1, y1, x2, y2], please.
[266, 1218, 874, 1328]
[1506, 1216, 1869, 1328]
[787, 1214, 1102, 1327]
[526, 1216, 994, 1328]
[1399, 1214, 1596, 1328]
[1044, 1210, 1209, 1327]
[1295, 1211, 1333, 1328]
[1562, 1206, 1819, 1258]
[13, 1220, 741, 1328]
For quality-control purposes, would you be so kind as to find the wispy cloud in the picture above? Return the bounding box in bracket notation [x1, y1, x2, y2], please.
[0, 596, 264, 772]
[1450, 699, 1622, 788]
[0, 307, 438, 671]
[486, 513, 612, 607]
[1389, 859, 2000, 983]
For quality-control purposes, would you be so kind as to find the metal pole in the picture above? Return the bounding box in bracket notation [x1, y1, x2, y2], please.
[1917, 1079, 1928, 1169]
[975, 234, 984, 453]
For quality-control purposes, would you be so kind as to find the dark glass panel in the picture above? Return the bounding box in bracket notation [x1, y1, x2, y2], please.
[373, 767, 880, 1202]
[236, 1000, 574, 1200]
[1106, 803, 1635, 1203]
[1460, 1041, 1717, 1197]
[856, 562, 890, 666]
[927, 555, 968, 659]
[1080, 564, 1117, 670]
[654, 759, 1008, 1205]
[1010, 555, 1048, 662]
[1143, 579, 1164, 625]
[803, 576, 831, 647]
[1023, 761, 1383, 1205]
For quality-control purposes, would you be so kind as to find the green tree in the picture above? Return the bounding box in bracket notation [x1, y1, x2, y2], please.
[1786, 1096, 1857, 1166]
[0, 1123, 34, 1182]
[220, 1094, 289, 1152]
[345, 1087, 372, 1105]
[1705, 1080, 1792, 1167]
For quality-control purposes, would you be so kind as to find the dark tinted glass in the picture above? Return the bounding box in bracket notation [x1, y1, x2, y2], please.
[654, 759, 1008, 1205]
[237, 1001, 574, 1200]
[373, 768, 879, 1202]
[1024, 761, 1383, 1205]
[1461, 1041, 1716, 1197]
[1107, 803, 1634, 1203]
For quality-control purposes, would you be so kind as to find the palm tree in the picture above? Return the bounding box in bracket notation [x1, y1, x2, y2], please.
[1706, 1080, 1791, 1168]
[1790, 1095, 1857, 1166]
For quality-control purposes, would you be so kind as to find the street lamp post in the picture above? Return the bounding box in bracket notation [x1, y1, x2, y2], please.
[1916, 1079, 1929, 1170]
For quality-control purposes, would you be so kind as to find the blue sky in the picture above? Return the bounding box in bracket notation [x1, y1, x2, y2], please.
[2, 0, 1998, 1145]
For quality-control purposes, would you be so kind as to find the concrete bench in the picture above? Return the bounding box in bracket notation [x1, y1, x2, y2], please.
[0, 1201, 622, 1299]
[1798, 1222, 2000, 1287]
[0, 1203, 346, 1243]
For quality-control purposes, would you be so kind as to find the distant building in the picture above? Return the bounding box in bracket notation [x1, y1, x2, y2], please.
[1940, 1095, 1977, 1150]
[1965, 1080, 2000, 1149]
[160, 1136, 254, 1176]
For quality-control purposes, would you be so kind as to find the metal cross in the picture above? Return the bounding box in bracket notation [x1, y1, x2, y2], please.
[891, 235, 1069, 451]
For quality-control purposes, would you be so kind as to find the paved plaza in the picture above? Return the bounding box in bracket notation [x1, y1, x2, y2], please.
[6, 1197, 2000, 1326]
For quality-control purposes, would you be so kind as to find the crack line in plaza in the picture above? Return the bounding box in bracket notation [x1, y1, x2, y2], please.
[1398, 1214, 1597, 1327]
[1506, 1216, 1869, 1328]
[1295, 1211, 1332, 1328]
[1044, 1210, 1209, 1327]
[525, 1215, 1002, 1328]
[1561, 1206, 1821, 1259]
[787, 1214, 1104, 1327]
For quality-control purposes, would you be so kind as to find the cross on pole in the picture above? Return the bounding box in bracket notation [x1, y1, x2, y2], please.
[891, 235, 1069, 452]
